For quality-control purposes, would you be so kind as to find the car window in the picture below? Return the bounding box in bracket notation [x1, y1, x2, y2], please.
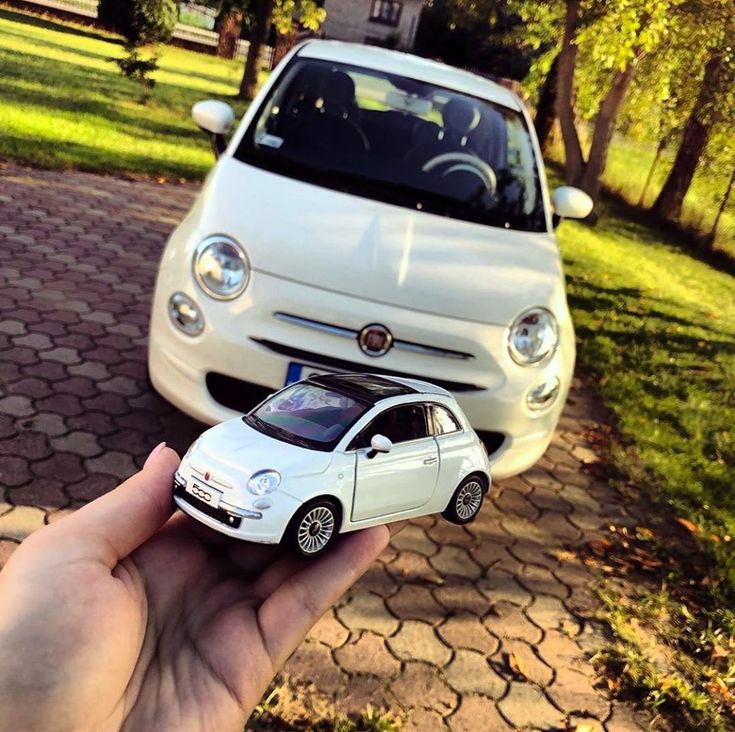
[245, 382, 369, 450]
[431, 405, 461, 435]
[352, 404, 429, 448]
[236, 58, 546, 233]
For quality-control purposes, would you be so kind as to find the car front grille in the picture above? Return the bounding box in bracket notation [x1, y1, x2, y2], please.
[174, 479, 243, 529]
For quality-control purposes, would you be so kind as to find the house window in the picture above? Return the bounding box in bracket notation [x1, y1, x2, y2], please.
[369, 0, 403, 27]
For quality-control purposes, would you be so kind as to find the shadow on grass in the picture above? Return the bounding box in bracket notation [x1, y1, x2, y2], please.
[0, 7, 121, 47]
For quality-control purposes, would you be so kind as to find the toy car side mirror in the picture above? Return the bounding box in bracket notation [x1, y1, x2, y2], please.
[551, 186, 593, 227]
[367, 434, 393, 459]
[192, 100, 235, 159]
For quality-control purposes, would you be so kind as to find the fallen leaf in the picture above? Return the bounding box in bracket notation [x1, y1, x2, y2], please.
[636, 527, 654, 541]
[507, 652, 529, 680]
[712, 644, 729, 660]
[676, 517, 699, 534]
[588, 539, 612, 556]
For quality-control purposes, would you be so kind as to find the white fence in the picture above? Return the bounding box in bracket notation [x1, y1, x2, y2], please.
[9, 0, 272, 63]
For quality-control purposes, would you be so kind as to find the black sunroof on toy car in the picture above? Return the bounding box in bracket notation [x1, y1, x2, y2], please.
[309, 373, 417, 402]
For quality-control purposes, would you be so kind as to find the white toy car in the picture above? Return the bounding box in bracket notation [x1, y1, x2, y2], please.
[173, 373, 491, 557]
[149, 40, 593, 480]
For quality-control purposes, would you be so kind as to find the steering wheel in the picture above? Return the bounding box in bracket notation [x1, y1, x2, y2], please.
[422, 152, 497, 195]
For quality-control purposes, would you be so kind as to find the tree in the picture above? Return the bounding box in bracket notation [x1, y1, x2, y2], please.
[238, 0, 325, 100]
[98, 0, 177, 47]
[215, 6, 245, 59]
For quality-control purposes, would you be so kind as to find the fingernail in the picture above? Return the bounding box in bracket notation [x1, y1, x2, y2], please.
[144, 441, 166, 468]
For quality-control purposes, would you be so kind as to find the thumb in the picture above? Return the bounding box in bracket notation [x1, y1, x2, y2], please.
[42, 443, 180, 566]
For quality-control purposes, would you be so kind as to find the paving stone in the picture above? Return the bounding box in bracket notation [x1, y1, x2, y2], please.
[402, 708, 446, 732]
[41, 347, 81, 365]
[527, 595, 581, 634]
[470, 540, 516, 570]
[433, 580, 490, 616]
[386, 550, 443, 584]
[12, 333, 53, 350]
[390, 661, 458, 715]
[444, 649, 507, 698]
[0, 431, 51, 461]
[437, 612, 499, 655]
[10, 477, 68, 508]
[335, 591, 398, 636]
[477, 569, 533, 607]
[516, 563, 570, 600]
[606, 701, 648, 731]
[98, 376, 142, 396]
[0, 395, 35, 418]
[0, 455, 32, 487]
[448, 694, 513, 732]
[307, 612, 349, 647]
[334, 631, 400, 676]
[68, 361, 111, 380]
[498, 681, 565, 730]
[283, 640, 345, 695]
[483, 601, 543, 645]
[498, 638, 553, 687]
[51, 431, 103, 457]
[387, 619, 452, 666]
[67, 473, 118, 502]
[0, 321, 26, 336]
[389, 522, 438, 556]
[355, 561, 398, 598]
[333, 674, 391, 718]
[85, 451, 137, 480]
[385, 582, 446, 623]
[429, 545, 482, 579]
[547, 666, 610, 719]
[0, 505, 46, 541]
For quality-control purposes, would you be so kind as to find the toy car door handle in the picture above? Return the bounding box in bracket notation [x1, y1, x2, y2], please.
[423, 456, 438, 465]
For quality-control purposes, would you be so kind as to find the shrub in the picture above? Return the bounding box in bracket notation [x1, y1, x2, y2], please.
[98, 0, 178, 47]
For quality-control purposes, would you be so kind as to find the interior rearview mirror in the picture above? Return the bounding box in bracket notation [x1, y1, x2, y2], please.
[551, 186, 594, 226]
[192, 100, 235, 159]
[367, 434, 393, 459]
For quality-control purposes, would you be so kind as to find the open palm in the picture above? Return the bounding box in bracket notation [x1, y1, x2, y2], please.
[0, 446, 395, 731]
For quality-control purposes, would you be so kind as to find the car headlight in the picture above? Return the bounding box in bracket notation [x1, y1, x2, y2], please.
[508, 307, 559, 365]
[247, 470, 281, 495]
[193, 235, 250, 300]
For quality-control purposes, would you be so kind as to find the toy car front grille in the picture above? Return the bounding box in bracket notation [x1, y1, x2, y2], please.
[174, 481, 243, 529]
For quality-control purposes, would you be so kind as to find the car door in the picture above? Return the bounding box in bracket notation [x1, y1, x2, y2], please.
[350, 403, 439, 522]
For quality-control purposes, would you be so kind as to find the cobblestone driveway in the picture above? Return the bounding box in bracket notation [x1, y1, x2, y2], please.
[0, 164, 647, 730]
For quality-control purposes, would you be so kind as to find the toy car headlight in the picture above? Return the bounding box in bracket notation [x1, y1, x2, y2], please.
[193, 235, 250, 300]
[247, 470, 281, 495]
[508, 308, 559, 365]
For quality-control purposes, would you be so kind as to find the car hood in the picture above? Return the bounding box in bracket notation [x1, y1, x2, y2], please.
[195, 158, 563, 326]
[196, 420, 333, 481]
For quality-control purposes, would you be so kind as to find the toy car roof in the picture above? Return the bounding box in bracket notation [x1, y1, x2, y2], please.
[308, 372, 451, 403]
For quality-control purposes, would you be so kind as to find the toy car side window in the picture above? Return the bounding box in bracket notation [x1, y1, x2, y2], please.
[430, 404, 461, 435]
[350, 404, 429, 448]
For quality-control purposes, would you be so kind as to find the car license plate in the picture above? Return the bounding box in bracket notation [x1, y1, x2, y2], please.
[186, 479, 222, 509]
[285, 362, 340, 386]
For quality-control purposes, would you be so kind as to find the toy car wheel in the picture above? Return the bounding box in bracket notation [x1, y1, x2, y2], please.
[443, 475, 485, 525]
[287, 499, 340, 558]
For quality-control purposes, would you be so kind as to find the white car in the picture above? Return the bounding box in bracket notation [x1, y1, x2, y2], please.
[173, 373, 491, 556]
[149, 40, 593, 480]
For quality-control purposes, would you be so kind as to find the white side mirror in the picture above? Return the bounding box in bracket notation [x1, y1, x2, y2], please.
[370, 434, 393, 454]
[551, 186, 594, 221]
[192, 100, 235, 135]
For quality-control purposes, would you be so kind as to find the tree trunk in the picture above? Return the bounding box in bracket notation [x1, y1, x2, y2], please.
[216, 9, 243, 60]
[555, 0, 584, 185]
[638, 136, 666, 206]
[710, 163, 735, 245]
[579, 64, 636, 202]
[652, 53, 724, 221]
[239, 0, 275, 100]
[534, 53, 559, 154]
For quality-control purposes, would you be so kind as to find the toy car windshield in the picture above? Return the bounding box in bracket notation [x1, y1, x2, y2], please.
[243, 382, 369, 450]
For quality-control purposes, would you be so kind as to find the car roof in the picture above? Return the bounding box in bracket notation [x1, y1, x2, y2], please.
[308, 372, 452, 403]
[296, 40, 522, 112]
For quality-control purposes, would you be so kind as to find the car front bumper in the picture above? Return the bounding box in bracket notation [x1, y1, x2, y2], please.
[150, 239, 574, 480]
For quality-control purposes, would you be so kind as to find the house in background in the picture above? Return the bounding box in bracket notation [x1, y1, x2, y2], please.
[320, 0, 424, 50]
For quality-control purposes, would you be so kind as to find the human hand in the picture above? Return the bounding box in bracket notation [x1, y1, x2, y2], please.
[0, 444, 398, 731]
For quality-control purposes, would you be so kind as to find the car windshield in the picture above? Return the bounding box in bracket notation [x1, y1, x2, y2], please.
[244, 382, 370, 451]
[236, 58, 546, 232]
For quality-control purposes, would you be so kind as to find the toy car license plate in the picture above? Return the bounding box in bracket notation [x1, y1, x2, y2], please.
[285, 362, 340, 386]
[186, 479, 222, 509]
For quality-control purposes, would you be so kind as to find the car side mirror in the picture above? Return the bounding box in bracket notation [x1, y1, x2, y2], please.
[551, 186, 594, 227]
[367, 434, 393, 459]
[192, 100, 235, 159]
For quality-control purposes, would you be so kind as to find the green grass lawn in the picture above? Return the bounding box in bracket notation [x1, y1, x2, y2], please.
[558, 198, 735, 586]
[0, 7, 247, 179]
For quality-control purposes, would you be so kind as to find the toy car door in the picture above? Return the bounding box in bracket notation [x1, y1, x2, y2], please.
[350, 403, 439, 522]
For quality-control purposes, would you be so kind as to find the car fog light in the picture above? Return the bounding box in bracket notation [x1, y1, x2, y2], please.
[248, 470, 281, 495]
[169, 292, 204, 336]
[527, 377, 560, 410]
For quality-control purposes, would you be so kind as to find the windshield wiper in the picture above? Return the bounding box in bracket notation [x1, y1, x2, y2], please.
[246, 413, 314, 449]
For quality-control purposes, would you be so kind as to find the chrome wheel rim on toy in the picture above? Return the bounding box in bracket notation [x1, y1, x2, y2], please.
[456, 481, 483, 519]
[297, 506, 335, 554]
